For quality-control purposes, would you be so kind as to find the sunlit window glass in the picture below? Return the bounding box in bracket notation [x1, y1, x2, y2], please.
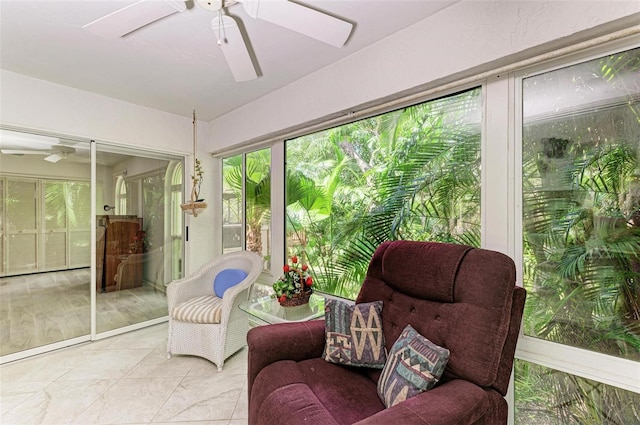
[170, 163, 183, 280]
[521, 48, 640, 361]
[222, 155, 243, 253]
[245, 149, 271, 271]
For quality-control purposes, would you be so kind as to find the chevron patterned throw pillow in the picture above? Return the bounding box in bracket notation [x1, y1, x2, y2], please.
[323, 299, 387, 368]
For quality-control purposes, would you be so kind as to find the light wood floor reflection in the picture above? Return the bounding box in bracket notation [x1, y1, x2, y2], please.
[0, 269, 168, 357]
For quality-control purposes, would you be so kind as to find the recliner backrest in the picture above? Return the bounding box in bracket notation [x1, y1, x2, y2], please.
[356, 240, 525, 395]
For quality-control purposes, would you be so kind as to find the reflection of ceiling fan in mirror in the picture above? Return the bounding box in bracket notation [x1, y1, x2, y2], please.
[0, 145, 77, 163]
[82, 0, 353, 82]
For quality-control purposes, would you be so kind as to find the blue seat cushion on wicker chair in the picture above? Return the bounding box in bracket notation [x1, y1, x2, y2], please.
[214, 268, 248, 298]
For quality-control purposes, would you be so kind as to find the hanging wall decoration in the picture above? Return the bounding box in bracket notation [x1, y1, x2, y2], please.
[181, 109, 208, 217]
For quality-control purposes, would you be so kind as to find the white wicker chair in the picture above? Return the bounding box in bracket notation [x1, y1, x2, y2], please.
[166, 250, 263, 371]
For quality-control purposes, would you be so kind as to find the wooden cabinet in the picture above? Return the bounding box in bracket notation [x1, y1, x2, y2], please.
[96, 215, 144, 292]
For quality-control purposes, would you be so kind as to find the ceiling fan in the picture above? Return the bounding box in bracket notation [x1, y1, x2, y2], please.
[82, 0, 353, 82]
[0, 145, 77, 163]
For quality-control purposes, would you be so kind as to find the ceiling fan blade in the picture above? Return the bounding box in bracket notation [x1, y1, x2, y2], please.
[212, 15, 258, 82]
[83, 0, 186, 39]
[44, 154, 64, 163]
[240, 0, 352, 48]
[0, 149, 48, 155]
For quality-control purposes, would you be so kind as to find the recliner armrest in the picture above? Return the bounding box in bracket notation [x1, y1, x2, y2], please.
[247, 320, 326, 396]
[355, 379, 505, 425]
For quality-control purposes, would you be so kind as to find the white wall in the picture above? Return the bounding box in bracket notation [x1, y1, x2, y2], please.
[0, 70, 194, 152]
[208, 1, 640, 149]
[184, 150, 216, 270]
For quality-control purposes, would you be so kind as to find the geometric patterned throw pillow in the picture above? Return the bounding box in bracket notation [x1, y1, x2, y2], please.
[323, 299, 386, 368]
[377, 324, 450, 408]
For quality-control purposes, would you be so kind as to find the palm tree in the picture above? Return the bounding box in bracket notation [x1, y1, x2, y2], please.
[286, 88, 482, 298]
[223, 152, 271, 254]
[223, 150, 330, 261]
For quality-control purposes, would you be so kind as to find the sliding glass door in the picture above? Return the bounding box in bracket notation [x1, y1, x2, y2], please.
[0, 131, 92, 357]
[0, 129, 184, 360]
[95, 144, 183, 334]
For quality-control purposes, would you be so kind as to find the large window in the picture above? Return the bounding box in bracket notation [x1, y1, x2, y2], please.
[285, 88, 482, 299]
[222, 149, 272, 270]
[517, 47, 640, 422]
[521, 48, 640, 359]
[222, 154, 243, 252]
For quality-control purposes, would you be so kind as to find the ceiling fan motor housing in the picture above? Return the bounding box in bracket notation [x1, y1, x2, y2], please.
[197, 0, 224, 12]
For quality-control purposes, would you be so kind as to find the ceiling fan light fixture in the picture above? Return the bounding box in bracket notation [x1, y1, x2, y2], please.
[44, 153, 63, 163]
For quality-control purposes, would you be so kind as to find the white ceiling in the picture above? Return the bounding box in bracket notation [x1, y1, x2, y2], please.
[0, 0, 456, 122]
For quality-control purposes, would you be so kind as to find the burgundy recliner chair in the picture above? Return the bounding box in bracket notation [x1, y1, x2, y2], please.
[247, 241, 526, 425]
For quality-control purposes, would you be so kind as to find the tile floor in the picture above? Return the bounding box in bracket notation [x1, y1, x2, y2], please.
[0, 323, 248, 425]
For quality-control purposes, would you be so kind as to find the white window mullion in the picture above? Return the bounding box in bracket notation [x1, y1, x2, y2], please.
[516, 336, 640, 394]
[271, 141, 285, 283]
[485, 71, 519, 425]
[482, 75, 514, 256]
[241, 154, 247, 251]
[90, 140, 97, 339]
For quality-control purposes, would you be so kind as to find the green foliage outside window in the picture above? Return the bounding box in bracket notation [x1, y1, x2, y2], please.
[286, 88, 482, 299]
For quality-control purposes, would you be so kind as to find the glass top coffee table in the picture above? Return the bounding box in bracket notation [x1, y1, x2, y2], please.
[239, 293, 325, 325]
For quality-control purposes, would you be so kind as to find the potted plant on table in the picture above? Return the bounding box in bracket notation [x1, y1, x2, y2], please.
[273, 255, 313, 307]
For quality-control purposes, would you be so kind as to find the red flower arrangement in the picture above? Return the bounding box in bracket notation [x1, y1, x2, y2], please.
[273, 255, 313, 306]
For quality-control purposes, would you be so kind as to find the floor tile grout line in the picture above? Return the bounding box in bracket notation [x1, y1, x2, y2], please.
[230, 380, 248, 421]
[62, 377, 123, 425]
[149, 361, 248, 423]
[151, 372, 207, 424]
